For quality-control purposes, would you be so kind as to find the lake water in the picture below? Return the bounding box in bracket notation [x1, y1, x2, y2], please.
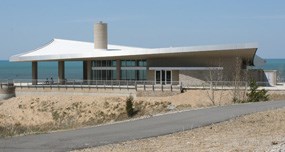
[0, 59, 285, 80]
[0, 61, 83, 80]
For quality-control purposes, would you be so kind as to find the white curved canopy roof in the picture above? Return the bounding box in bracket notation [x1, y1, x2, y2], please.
[10, 38, 261, 65]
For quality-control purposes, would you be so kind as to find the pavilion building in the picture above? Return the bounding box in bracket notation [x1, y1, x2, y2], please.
[10, 22, 268, 86]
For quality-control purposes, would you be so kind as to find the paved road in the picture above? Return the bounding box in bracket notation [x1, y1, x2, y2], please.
[1, 101, 285, 152]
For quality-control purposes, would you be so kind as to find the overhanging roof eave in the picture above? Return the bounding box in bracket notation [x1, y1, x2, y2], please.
[9, 38, 259, 62]
[10, 48, 257, 63]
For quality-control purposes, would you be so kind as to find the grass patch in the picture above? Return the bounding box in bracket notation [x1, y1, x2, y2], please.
[0, 122, 53, 137]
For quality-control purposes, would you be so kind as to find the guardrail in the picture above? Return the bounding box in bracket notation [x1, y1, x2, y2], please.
[0, 79, 15, 89]
[1, 79, 284, 91]
[180, 80, 285, 91]
[8, 79, 182, 92]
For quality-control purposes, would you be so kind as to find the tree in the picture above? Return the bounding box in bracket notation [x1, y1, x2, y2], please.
[205, 66, 224, 106]
[246, 80, 269, 102]
[126, 95, 135, 117]
[230, 57, 250, 103]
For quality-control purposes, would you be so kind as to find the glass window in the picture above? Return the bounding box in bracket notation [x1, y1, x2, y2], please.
[121, 60, 146, 67]
[120, 70, 123, 80]
[92, 61, 96, 67]
[166, 71, 171, 84]
[130, 70, 136, 80]
[112, 70, 117, 80]
[106, 60, 110, 67]
[126, 60, 131, 67]
[138, 60, 144, 67]
[102, 60, 106, 67]
[92, 69, 117, 80]
[131, 61, 136, 67]
[125, 60, 135, 67]
[97, 60, 102, 67]
[138, 70, 144, 80]
[162, 70, 166, 85]
[137, 60, 147, 67]
[156, 71, 161, 84]
[92, 59, 147, 81]
[121, 60, 126, 67]
[112, 60, 116, 67]
[98, 70, 102, 80]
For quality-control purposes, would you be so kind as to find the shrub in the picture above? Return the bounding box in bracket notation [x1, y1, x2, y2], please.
[52, 111, 60, 122]
[126, 95, 135, 117]
[246, 80, 269, 102]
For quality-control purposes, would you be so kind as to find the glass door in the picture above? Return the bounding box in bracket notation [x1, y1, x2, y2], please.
[155, 70, 172, 85]
[166, 70, 171, 84]
[161, 70, 166, 85]
[155, 70, 161, 84]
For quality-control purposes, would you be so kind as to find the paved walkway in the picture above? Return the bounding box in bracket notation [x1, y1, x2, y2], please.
[1, 101, 285, 152]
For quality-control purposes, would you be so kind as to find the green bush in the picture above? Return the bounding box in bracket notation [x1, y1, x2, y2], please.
[126, 95, 135, 117]
[246, 80, 269, 102]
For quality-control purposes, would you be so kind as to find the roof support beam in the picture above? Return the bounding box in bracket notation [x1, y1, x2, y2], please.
[83, 61, 87, 81]
[116, 59, 121, 80]
[32, 61, 38, 85]
[83, 60, 92, 83]
[58, 61, 65, 84]
[87, 61, 92, 83]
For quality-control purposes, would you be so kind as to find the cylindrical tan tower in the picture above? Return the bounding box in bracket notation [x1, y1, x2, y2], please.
[94, 21, 108, 49]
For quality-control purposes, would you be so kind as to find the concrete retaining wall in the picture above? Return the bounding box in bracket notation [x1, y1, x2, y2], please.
[15, 87, 137, 97]
[15, 85, 181, 98]
[0, 84, 16, 101]
[136, 90, 180, 97]
[179, 69, 275, 86]
[179, 70, 209, 86]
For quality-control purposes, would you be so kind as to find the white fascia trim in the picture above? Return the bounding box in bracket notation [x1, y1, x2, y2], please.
[92, 67, 116, 70]
[149, 67, 223, 70]
[91, 67, 147, 70]
[121, 67, 147, 70]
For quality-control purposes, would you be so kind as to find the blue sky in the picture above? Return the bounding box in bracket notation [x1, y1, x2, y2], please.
[0, 0, 285, 60]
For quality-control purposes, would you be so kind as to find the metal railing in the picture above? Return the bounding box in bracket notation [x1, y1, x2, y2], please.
[0, 79, 15, 89]
[180, 80, 285, 91]
[2, 79, 285, 91]
[8, 79, 182, 91]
